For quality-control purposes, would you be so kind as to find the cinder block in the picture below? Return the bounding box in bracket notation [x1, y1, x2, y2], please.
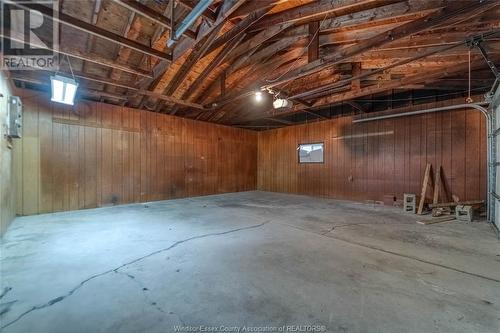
[456, 205, 474, 222]
[403, 193, 416, 214]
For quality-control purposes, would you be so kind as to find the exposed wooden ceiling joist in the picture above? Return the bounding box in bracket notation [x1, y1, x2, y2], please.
[178, 0, 218, 22]
[203, 6, 274, 57]
[263, 0, 497, 89]
[250, 0, 404, 31]
[10, 75, 129, 101]
[164, 24, 224, 96]
[248, 59, 493, 123]
[112, 0, 197, 39]
[182, 33, 246, 101]
[9, 0, 498, 129]
[14, 2, 172, 61]
[0, 30, 153, 78]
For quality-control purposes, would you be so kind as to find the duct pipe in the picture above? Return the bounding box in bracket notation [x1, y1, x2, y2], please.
[167, 0, 214, 48]
[353, 103, 496, 226]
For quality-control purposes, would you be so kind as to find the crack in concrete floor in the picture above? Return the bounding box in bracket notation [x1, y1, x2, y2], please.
[1, 221, 270, 330]
[273, 220, 500, 284]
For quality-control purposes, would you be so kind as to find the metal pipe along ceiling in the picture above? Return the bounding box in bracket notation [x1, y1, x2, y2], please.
[167, 0, 214, 48]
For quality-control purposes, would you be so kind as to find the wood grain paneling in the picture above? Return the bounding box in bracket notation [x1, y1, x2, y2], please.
[15, 90, 257, 215]
[0, 72, 17, 235]
[258, 111, 487, 203]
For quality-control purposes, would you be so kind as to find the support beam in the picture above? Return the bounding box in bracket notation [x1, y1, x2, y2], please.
[201, 48, 306, 109]
[0, 30, 153, 78]
[13, 69, 207, 109]
[351, 62, 361, 90]
[167, 0, 214, 47]
[138, 0, 247, 106]
[203, 6, 273, 57]
[112, 0, 196, 39]
[178, 0, 217, 22]
[240, 58, 494, 124]
[216, 37, 470, 111]
[308, 21, 319, 62]
[230, 0, 287, 19]
[288, 30, 500, 100]
[182, 33, 245, 101]
[13, 2, 172, 61]
[228, 34, 307, 74]
[195, 0, 248, 43]
[10, 76, 129, 101]
[16, 67, 140, 92]
[164, 23, 223, 96]
[104, 10, 136, 95]
[263, 1, 498, 89]
[136, 89, 208, 109]
[251, 0, 403, 30]
[318, 0, 446, 34]
[227, 22, 294, 62]
[313, 60, 487, 107]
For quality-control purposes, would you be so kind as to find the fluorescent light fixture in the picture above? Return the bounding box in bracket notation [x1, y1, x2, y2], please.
[255, 91, 262, 102]
[51, 75, 78, 105]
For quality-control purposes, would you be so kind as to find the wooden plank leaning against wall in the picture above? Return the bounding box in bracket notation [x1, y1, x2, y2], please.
[15, 89, 257, 215]
[257, 108, 487, 204]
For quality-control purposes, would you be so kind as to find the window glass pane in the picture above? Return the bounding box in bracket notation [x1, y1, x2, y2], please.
[298, 143, 324, 163]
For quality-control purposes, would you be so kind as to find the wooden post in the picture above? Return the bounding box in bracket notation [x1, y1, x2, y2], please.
[351, 62, 361, 91]
[308, 21, 319, 63]
[433, 165, 442, 205]
[417, 163, 432, 215]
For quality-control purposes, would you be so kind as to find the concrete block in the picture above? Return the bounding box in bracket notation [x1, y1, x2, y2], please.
[456, 205, 474, 222]
[403, 193, 416, 214]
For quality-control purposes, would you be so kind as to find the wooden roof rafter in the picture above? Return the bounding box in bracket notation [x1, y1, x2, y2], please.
[8, 0, 499, 128]
[237, 55, 498, 124]
[263, 0, 498, 89]
[112, 0, 197, 39]
[14, 2, 172, 61]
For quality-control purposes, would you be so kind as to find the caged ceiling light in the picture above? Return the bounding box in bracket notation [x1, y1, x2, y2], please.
[50, 55, 78, 105]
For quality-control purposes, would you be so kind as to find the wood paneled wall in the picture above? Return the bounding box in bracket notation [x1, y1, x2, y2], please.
[15, 90, 257, 215]
[258, 110, 487, 203]
[1, 72, 17, 235]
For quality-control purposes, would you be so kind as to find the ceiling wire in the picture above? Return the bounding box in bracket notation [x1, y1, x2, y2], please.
[466, 48, 473, 103]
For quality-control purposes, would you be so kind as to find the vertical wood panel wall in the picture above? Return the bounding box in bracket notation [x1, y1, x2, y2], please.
[0, 72, 17, 235]
[15, 90, 257, 215]
[258, 110, 487, 203]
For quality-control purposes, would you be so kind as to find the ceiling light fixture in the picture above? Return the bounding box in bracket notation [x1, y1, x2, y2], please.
[51, 55, 78, 105]
[51, 75, 78, 105]
[273, 98, 293, 109]
[255, 91, 263, 102]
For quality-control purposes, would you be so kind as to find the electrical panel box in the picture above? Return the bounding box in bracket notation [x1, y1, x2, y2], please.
[6, 96, 22, 139]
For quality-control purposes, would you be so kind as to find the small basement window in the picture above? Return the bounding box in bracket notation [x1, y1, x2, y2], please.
[298, 143, 324, 163]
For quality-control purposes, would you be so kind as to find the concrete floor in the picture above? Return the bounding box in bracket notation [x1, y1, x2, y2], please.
[1, 191, 499, 333]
